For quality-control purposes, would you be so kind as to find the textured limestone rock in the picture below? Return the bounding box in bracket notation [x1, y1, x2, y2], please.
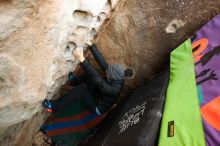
[0, 0, 118, 145]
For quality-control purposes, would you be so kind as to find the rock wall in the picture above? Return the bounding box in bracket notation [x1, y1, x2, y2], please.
[0, 0, 118, 145]
[94, 0, 220, 95]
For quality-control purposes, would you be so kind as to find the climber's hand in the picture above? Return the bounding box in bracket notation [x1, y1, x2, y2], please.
[86, 41, 93, 46]
[73, 49, 85, 62]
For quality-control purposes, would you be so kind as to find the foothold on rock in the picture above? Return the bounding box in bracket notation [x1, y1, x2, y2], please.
[102, 0, 111, 13]
[68, 42, 76, 50]
[97, 12, 107, 22]
[72, 10, 93, 23]
[108, 0, 112, 8]
[65, 42, 76, 59]
[90, 28, 96, 37]
[97, 16, 101, 22]
[75, 26, 90, 35]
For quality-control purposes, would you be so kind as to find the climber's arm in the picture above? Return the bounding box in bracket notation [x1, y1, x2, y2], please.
[80, 59, 120, 96]
[73, 49, 116, 94]
[68, 73, 88, 86]
[88, 44, 109, 72]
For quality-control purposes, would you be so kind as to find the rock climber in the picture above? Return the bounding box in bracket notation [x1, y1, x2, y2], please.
[42, 43, 134, 115]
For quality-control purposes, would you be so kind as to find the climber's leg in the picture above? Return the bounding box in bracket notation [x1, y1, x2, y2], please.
[42, 85, 97, 113]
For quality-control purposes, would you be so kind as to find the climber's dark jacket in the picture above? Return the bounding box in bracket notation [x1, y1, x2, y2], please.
[71, 44, 124, 114]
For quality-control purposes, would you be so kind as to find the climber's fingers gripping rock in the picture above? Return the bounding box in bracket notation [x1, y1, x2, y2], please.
[73, 49, 85, 62]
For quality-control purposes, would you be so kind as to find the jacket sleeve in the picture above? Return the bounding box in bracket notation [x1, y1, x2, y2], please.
[69, 73, 88, 86]
[80, 59, 119, 96]
[89, 44, 109, 72]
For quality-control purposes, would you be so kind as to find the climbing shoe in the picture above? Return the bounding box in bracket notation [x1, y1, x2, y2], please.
[42, 99, 53, 113]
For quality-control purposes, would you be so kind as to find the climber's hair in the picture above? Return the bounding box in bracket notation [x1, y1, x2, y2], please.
[124, 67, 135, 78]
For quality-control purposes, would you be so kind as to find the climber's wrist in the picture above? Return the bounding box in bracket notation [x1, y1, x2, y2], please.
[79, 56, 85, 62]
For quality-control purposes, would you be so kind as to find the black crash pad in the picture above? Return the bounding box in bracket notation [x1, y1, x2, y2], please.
[79, 70, 169, 146]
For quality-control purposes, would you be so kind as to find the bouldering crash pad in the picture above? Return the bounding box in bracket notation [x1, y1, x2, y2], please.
[80, 70, 169, 146]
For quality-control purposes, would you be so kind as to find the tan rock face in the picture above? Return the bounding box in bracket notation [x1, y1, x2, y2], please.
[0, 0, 118, 145]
